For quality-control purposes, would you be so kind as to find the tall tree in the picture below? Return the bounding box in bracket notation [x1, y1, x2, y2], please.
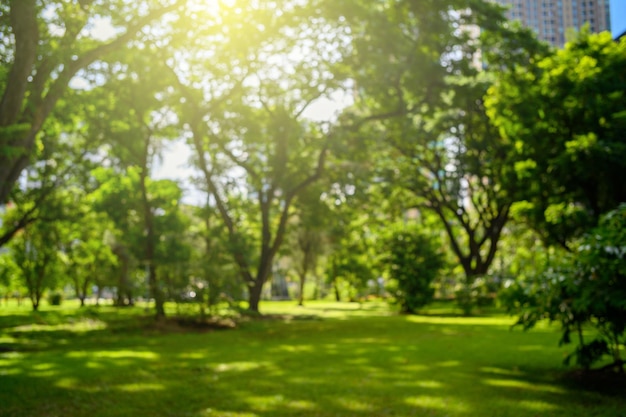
[167, 1, 348, 312]
[332, 0, 545, 312]
[488, 30, 626, 372]
[6, 188, 73, 311]
[82, 44, 184, 318]
[62, 212, 117, 307]
[284, 184, 330, 306]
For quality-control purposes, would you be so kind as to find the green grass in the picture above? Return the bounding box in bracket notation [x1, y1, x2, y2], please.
[0, 300, 624, 417]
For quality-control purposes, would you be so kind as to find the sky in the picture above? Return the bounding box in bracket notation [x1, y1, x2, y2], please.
[611, 0, 626, 36]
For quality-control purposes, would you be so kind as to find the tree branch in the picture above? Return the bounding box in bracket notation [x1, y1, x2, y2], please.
[271, 141, 329, 257]
[33, 1, 185, 131]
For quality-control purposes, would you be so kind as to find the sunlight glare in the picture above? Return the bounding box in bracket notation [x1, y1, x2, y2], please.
[88, 18, 117, 41]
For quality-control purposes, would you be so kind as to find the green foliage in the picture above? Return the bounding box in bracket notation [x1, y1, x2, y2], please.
[8, 222, 64, 311]
[332, 1, 546, 314]
[503, 204, 626, 370]
[454, 276, 499, 314]
[324, 202, 380, 301]
[486, 30, 626, 246]
[0, 253, 19, 290]
[47, 291, 63, 306]
[62, 211, 118, 305]
[0, 0, 186, 202]
[382, 224, 444, 313]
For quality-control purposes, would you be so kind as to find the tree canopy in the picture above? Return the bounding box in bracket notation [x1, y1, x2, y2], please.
[0, 1, 624, 369]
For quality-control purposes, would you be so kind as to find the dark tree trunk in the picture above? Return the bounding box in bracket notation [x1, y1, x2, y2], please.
[80, 280, 89, 307]
[298, 272, 306, 306]
[248, 280, 264, 313]
[138, 130, 165, 320]
[329, 257, 341, 302]
[114, 248, 132, 306]
[333, 280, 341, 302]
[148, 262, 165, 318]
[30, 276, 43, 312]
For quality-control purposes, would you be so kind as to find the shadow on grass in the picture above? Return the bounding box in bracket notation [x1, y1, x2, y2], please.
[558, 368, 626, 398]
[0, 306, 235, 354]
[1, 310, 624, 417]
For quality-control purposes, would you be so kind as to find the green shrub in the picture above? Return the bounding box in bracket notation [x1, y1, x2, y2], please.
[48, 292, 63, 306]
[382, 225, 445, 314]
[503, 204, 626, 371]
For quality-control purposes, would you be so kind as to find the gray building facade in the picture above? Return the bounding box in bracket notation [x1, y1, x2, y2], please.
[491, 0, 611, 47]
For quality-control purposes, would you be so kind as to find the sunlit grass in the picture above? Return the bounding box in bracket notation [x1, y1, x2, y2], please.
[0, 300, 624, 417]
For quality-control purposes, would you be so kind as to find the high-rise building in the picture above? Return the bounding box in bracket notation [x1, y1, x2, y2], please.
[491, 0, 611, 47]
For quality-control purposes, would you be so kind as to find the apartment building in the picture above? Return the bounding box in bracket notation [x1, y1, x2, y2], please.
[491, 0, 611, 46]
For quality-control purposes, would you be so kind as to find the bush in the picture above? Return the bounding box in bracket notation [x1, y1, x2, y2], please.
[48, 291, 63, 306]
[503, 204, 626, 371]
[382, 225, 445, 314]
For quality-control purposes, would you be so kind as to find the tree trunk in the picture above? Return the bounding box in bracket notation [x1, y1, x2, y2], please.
[334, 280, 341, 302]
[459, 272, 477, 316]
[328, 256, 341, 302]
[81, 277, 90, 307]
[248, 279, 264, 313]
[298, 272, 306, 306]
[30, 277, 42, 312]
[27, 267, 46, 312]
[314, 274, 325, 300]
[113, 246, 131, 306]
[148, 262, 165, 319]
[138, 127, 165, 320]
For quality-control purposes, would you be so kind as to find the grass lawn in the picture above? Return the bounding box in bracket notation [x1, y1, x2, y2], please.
[0, 300, 623, 417]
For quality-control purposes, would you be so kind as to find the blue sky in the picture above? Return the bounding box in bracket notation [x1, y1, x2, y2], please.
[611, 0, 626, 36]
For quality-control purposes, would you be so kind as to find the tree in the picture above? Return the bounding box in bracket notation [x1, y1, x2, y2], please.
[488, 31, 626, 372]
[149, 179, 192, 312]
[325, 206, 379, 302]
[283, 184, 330, 306]
[0, 0, 186, 203]
[81, 45, 185, 318]
[293, 225, 324, 306]
[90, 168, 142, 307]
[167, 2, 349, 313]
[0, 137, 94, 310]
[334, 0, 544, 313]
[91, 167, 187, 317]
[63, 212, 117, 307]
[485, 30, 626, 247]
[381, 76, 512, 315]
[9, 222, 64, 311]
[186, 202, 244, 315]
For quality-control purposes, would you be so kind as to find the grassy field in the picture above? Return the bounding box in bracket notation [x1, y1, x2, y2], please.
[0, 300, 623, 417]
